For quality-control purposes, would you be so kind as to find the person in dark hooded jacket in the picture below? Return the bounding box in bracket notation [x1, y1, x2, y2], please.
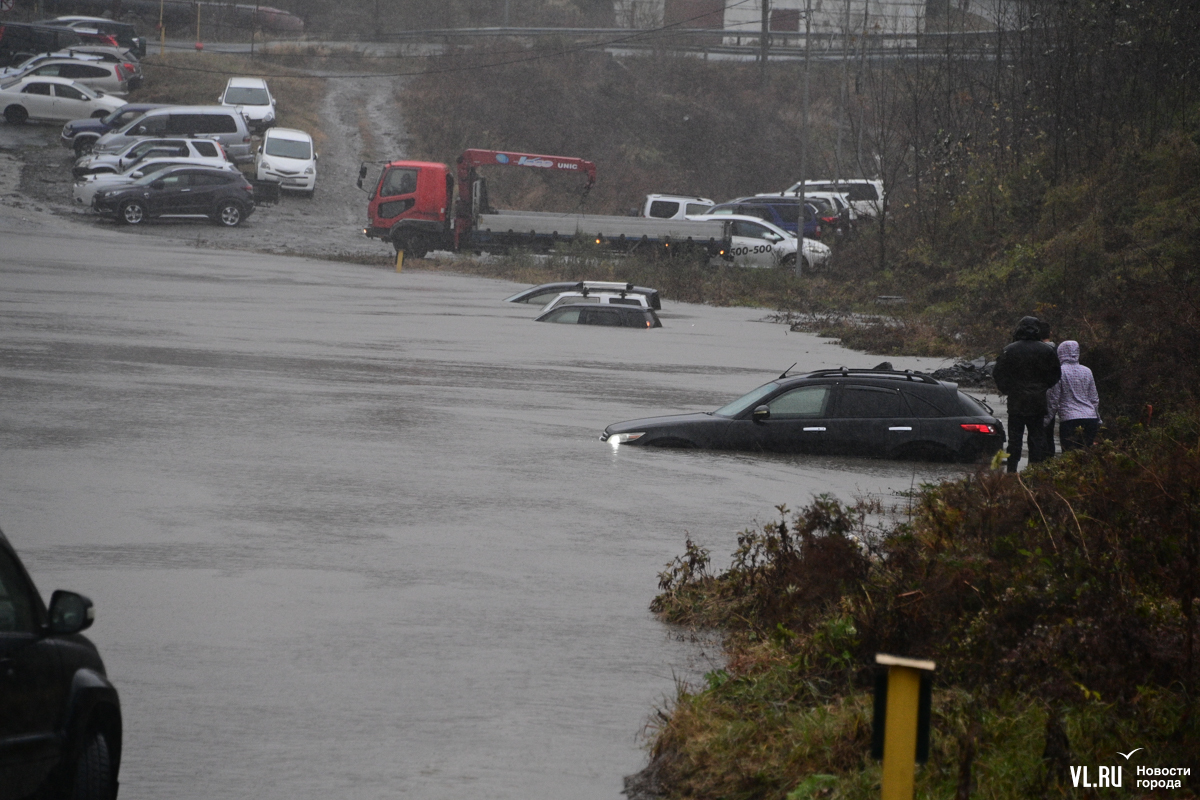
[993, 316, 1062, 472]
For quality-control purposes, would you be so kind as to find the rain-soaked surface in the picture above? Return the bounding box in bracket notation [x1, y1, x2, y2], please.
[0, 212, 999, 799]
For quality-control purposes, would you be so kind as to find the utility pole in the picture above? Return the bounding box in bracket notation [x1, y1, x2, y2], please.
[795, 0, 811, 274]
[759, 0, 769, 86]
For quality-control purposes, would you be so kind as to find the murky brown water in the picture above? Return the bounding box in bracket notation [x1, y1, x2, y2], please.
[0, 213, 998, 798]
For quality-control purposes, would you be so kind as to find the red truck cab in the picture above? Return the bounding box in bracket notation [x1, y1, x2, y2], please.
[363, 160, 454, 257]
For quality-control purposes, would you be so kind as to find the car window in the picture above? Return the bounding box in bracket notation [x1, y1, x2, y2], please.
[713, 381, 780, 418]
[191, 172, 229, 186]
[959, 392, 992, 416]
[846, 184, 878, 201]
[648, 200, 680, 218]
[22, 81, 53, 95]
[767, 385, 830, 418]
[133, 115, 167, 134]
[607, 297, 643, 306]
[54, 83, 88, 100]
[381, 167, 418, 197]
[581, 308, 622, 326]
[620, 309, 649, 327]
[732, 220, 773, 239]
[838, 386, 905, 418]
[157, 173, 192, 189]
[544, 308, 581, 324]
[903, 391, 947, 418]
[0, 548, 37, 634]
[685, 202, 712, 214]
[192, 140, 218, 158]
[737, 206, 773, 223]
[31, 63, 64, 76]
[224, 86, 270, 105]
[264, 136, 311, 160]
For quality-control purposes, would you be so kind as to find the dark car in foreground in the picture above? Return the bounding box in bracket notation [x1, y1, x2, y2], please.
[0, 527, 121, 800]
[601, 368, 1005, 461]
[93, 164, 255, 226]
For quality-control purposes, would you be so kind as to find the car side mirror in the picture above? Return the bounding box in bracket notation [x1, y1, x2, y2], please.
[356, 163, 367, 189]
[314, 153, 318, 161]
[131, 170, 143, 178]
[752, 405, 771, 421]
[48, 590, 94, 635]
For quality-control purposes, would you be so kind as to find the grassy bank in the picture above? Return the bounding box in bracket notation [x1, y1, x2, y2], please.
[640, 416, 1200, 798]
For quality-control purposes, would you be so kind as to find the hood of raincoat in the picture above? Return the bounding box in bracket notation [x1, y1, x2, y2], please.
[1057, 340, 1080, 364]
[1012, 316, 1042, 341]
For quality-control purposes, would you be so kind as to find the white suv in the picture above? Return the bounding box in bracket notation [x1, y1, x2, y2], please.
[74, 137, 228, 177]
[218, 77, 275, 133]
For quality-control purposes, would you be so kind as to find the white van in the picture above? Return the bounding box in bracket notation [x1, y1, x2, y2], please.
[782, 179, 884, 218]
[641, 194, 715, 220]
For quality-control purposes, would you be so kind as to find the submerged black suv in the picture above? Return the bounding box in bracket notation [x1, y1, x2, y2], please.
[0, 528, 121, 800]
[602, 368, 1005, 461]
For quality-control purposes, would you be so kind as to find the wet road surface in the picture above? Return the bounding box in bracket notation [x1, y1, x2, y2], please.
[0, 209, 994, 798]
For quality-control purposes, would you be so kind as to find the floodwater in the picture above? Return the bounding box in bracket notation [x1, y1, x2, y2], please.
[0, 213, 988, 799]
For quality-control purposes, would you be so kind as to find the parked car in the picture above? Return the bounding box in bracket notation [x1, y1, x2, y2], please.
[0, 22, 82, 68]
[254, 126, 315, 195]
[0, 526, 122, 800]
[74, 156, 237, 207]
[688, 213, 830, 271]
[35, 16, 146, 58]
[92, 164, 256, 226]
[0, 75, 125, 125]
[536, 303, 662, 328]
[218, 76, 275, 133]
[3, 56, 132, 96]
[504, 281, 662, 309]
[784, 179, 885, 218]
[706, 196, 821, 239]
[75, 136, 228, 177]
[601, 367, 1005, 461]
[641, 193, 715, 220]
[61, 102, 167, 156]
[91, 105, 254, 163]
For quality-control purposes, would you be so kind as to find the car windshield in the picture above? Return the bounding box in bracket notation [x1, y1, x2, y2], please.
[224, 87, 269, 105]
[0, 77, 21, 90]
[712, 381, 779, 418]
[264, 137, 311, 159]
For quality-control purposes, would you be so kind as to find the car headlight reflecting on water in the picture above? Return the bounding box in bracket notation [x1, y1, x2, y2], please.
[606, 432, 645, 447]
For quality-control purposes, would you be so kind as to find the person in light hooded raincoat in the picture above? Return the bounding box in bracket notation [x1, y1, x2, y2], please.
[1044, 340, 1101, 451]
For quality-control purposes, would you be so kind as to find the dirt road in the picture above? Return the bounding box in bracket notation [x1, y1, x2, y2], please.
[4, 75, 410, 264]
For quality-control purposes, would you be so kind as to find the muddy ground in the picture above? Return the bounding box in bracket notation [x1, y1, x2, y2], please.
[4, 76, 411, 265]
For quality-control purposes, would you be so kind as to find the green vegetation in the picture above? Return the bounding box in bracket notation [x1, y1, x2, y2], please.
[644, 416, 1200, 798]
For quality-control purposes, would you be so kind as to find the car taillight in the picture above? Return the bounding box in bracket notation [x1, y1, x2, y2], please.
[961, 423, 996, 434]
[115, 64, 127, 80]
[123, 62, 135, 74]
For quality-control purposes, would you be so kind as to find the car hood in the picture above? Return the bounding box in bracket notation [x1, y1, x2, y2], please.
[604, 411, 717, 435]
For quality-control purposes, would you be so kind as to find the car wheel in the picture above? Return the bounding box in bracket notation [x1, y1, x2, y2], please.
[73, 138, 96, 157]
[780, 253, 797, 270]
[119, 200, 146, 225]
[802, 257, 811, 273]
[72, 729, 116, 800]
[4, 104, 29, 125]
[215, 201, 244, 227]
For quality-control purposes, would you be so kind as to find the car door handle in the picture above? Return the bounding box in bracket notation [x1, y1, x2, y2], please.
[888, 426, 913, 431]
[803, 427, 826, 432]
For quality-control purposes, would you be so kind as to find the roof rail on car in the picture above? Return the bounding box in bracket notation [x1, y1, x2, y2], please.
[803, 367, 940, 385]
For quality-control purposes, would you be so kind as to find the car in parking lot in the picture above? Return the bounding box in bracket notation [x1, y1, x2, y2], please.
[35, 16, 147, 58]
[92, 164, 256, 227]
[706, 196, 821, 238]
[601, 367, 1005, 461]
[504, 281, 662, 309]
[536, 303, 662, 328]
[74, 156, 237, 207]
[0, 526, 122, 800]
[0, 75, 125, 125]
[74, 136, 228, 177]
[218, 76, 275, 133]
[61, 102, 167, 156]
[91, 104, 254, 164]
[2, 56, 133, 96]
[0, 22, 82, 68]
[688, 213, 830, 271]
[254, 126, 315, 195]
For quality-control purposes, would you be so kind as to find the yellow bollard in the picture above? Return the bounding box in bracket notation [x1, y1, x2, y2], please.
[874, 654, 935, 800]
[395, 250, 404, 272]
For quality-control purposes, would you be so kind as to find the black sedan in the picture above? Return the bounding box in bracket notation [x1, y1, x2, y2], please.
[601, 368, 1005, 461]
[92, 164, 255, 227]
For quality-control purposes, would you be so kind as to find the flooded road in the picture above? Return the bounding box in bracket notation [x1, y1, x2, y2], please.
[0, 211, 988, 798]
